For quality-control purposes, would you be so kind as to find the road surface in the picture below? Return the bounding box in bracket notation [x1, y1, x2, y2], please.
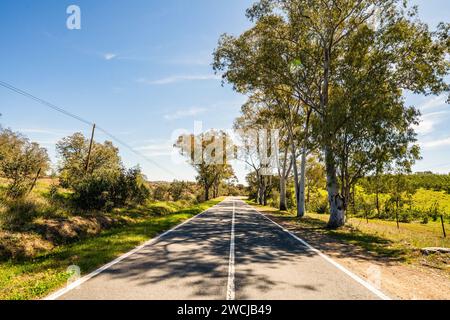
[48, 198, 387, 300]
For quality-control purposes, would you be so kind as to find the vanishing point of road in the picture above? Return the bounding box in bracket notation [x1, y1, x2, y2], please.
[46, 198, 389, 300]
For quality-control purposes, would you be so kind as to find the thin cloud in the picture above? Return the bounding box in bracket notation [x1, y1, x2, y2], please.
[104, 53, 117, 60]
[137, 74, 221, 85]
[15, 128, 73, 135]
[418, 95, 448, 111]
[135, 140, 174, 157]
[421, 136, 450, 149]
[413, 110, 450, 135]
[164, 107, 207, 120]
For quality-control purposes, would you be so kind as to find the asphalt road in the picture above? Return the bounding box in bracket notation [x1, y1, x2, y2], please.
[50, 198, 386, 300]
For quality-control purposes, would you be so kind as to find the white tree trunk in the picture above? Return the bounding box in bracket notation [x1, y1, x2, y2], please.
[298, 146, 307, 217]
[291, 145, 301, 218]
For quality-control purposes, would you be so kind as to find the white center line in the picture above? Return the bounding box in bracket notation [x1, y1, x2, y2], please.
[226, 199, 236, 300]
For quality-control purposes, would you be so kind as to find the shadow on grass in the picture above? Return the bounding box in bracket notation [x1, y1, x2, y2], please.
[265, 212, 408, 264]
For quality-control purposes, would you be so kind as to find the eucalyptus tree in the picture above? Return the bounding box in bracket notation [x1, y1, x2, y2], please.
[214, 13, 318, 217]
[234, 100, 274, 205]
[216, 0, 449, 228]
[174, 130, 236, 201]
[234, 93, 294, 209]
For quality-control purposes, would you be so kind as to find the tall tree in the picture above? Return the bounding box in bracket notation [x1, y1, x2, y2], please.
[0, 129, 50, 199]
[56, 132, 123, 189]
[215, 0, 449, 228]
[175, 130, 235, 201]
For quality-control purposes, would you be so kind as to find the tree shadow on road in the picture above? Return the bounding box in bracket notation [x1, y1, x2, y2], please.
[97, 201, 321, 299]
[266, 212, 408, 265]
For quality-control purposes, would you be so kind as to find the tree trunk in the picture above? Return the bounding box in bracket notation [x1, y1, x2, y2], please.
[440, 215, 447, 238]
[298, 110, 311, 218]
[290, 144, 301, 218]
[375, 191, 380, 218]
[204, 185, 210, 201]
[279, 176, 287, 211]
[395, 196, 400, 229]
[258, 176, 265, 205]
[262, 176, 268, 206]
[298, 146, 307, 218]
[325, 146, 345, 229]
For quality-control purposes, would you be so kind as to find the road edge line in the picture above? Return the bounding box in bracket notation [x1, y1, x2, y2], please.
[43, 200, 225, 300]
[248, 203, 392, 301]
[226, 200, 236, 300]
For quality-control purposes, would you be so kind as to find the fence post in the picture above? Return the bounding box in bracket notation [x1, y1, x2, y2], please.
[440, 215, 447, 238]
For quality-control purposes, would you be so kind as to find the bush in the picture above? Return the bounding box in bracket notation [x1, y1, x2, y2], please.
[307, 191, 329, 214]
[399, 210, 413, 223]
[0, 198, 40, 230]
[70, 166, 150, 211]
[72, 174, 115, 211]
[152, 184, 170, 201]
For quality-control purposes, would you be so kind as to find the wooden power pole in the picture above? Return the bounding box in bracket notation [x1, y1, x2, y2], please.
[85, 123, 96, 173]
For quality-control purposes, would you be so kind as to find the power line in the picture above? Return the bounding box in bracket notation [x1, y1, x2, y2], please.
[0, 80, 93, 126]
[0, 80, 176, 178]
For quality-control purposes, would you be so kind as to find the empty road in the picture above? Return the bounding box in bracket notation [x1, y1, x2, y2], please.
[47, 198, 388, 300]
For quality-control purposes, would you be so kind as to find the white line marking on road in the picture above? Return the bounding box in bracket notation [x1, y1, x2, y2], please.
[226, 200, 236, 300]
[248, 203, 392, 301]
[44, 204, 221, 300]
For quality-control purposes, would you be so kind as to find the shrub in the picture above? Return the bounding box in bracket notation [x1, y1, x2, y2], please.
[399, 210, 413, 223]
[153, 183, 170, 201]
[0, 198, 40, 230]
[71, 167, 150, 211]
[0, 129, 49, 199]
[307, 191, 329, 214]
[71, 174, 115, 211]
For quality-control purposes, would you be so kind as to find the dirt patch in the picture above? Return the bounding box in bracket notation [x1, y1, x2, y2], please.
[32, 215, 127, 244]
[0, 231, 54, 260]
[266, 213, 450, 300]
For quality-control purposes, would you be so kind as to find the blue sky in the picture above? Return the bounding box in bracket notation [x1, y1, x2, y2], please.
[0, 0, 449, 182]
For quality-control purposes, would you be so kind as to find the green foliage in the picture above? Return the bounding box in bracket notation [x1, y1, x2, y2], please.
[56, 133, 149, 211]
[174, 130, 236, 201]
[0, 129, 49, 199]
[308, 190, 329, 214]
[215, 0, 449, 228]
[56, 133, 122, 189]
[0, 198, 40, 230]
[406, 172, 450, 194]
[71, 167, 149, 211]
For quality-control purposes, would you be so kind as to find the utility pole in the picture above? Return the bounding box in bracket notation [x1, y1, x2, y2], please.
[85, 123, 96, 173]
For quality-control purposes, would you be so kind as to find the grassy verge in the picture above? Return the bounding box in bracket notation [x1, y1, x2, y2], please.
[246, 200, 449, 270]
[0, 197, 224, 300]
